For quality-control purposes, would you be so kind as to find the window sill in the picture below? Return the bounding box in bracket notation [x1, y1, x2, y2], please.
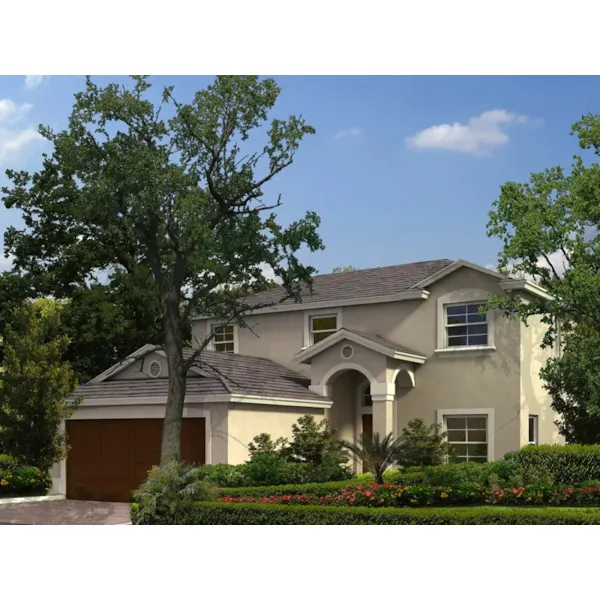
[435, 345, 496, 355]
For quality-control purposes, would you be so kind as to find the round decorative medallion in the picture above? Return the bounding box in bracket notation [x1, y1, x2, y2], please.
[341, 344, 354, 359]
[148, 360, 162, 378]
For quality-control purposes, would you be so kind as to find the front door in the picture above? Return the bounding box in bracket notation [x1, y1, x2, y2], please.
[362, 413, 373, 438]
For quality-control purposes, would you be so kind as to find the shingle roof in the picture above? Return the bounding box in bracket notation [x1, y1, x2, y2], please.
[74, 348, 321, 402]
[245, 258, 454, 307]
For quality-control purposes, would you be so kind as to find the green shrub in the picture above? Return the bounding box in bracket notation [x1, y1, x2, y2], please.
[506, 445, 600, 484]
[194, 463, 247, 487]
[0, 463, 51, 498]
[131, 461, 218, 525]
[132, 502, 600, 525]
[396, 419, 452, 467]
[0, 454, 17, 467]
[219, 480, 353, 498]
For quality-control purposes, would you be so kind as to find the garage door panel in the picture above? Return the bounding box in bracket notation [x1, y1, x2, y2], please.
[67, 418, 206, 502]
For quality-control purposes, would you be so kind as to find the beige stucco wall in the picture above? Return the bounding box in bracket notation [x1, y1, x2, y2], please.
[520, 315, 563, 446]
[193, 266, 529, 459]
[226, 405, 325, 464]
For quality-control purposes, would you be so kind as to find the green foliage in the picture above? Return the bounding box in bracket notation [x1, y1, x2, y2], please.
[485, 113, 600, 441]
[1, 75, 323, 464]
[131, 461, 218, 525]
[132, 501, 600, 525]
[0, 454, 16, 467]
[396, 418, 452, 467]
[332, 266, 357, 273]
[282, 415, 347, 466]
[506, 444, 600, 484]
[341, 433, 403, 484]
[193, 455, 351, 488]
[0, 299, 79, 470]
[219, 480, 353, 498]
[247, 433, 286, 458]
[0, 464, 52, 498]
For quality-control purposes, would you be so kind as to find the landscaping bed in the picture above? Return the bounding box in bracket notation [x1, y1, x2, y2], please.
[0, 456, 52, 499]
[131, 502, 600, 525]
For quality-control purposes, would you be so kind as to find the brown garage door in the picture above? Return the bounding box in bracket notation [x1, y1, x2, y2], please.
[66, 418, 206, 502]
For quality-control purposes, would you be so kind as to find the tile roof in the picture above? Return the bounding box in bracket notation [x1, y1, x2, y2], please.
[244, 258, 454, 307]
[74, 348, 321, 402]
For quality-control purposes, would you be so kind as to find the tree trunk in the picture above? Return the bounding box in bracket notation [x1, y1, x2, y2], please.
[160, 289, 186, 465]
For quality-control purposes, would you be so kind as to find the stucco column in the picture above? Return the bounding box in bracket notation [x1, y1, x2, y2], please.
[371, 382, 395, 438]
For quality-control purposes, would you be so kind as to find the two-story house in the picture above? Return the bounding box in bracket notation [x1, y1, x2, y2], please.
[54, 258, 562, 501]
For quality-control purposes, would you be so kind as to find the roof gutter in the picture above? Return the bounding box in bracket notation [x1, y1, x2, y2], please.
[498, 279, 552, 301]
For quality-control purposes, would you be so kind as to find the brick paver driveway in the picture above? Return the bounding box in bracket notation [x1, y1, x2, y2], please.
[0, 500, 131, 525]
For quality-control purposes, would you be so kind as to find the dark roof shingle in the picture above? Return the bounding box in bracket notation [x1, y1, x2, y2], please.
[75, 349, 320, 402]
[245, 258, 454, 307]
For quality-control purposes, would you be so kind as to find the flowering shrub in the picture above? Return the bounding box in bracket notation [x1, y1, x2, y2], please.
[0, 463, 52, 498]
[218, 482, 600, 508]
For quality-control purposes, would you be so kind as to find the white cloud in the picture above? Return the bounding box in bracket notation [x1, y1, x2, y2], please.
[0, 127, 44, 164]
[0, 99, 44, 165]
[24, 75, 48, 90]
[0, 249, 14, 272]
[406, 109, 528, 156]
[334, 127, 362, 140]
[0, 99, 33, 124]
[259, 263, 282, 285]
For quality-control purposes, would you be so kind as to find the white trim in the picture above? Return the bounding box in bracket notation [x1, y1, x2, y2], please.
[75, 392, 330, 410]
[318, 362, 377, 386]
[308, 384, 331, 397]
[355, 381, 373, 472]
[435, 346, 496, 355]
[436, 290, 495, 351]
[88, 344, 160, 384]
[148, 360, 162, 378]
[392, 365, 416, 387]
[413, 259, 505, 289]
[303, 307, 343, 348]
[528, 414, 539, 445]
[229, 393, 333, 409]
[436, 408, 495, 462]
[194, 289, 430, 320]
[296, 328, 426, 365]
[499, 279, 552, 301]
[205, 320, 239, 354]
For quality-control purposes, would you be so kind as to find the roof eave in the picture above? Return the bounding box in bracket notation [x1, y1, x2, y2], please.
[193, 289, 430, 320]
[294, 328, 426, 365]
[498, 279, 552, 301]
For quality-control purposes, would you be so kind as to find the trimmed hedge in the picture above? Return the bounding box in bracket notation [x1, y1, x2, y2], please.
[506, 445, 600, 484]
[0, 463, 52, 498]
[131, 501, 600, 525]
[219, 480, 354, 498]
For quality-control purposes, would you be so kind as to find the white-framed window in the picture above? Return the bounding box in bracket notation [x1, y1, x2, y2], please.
[444, 414, 489, 463]
[529, 415, 538, 445]
[362, 384, 373, 407]
[309, 314, 338, 344]
[445, 303, 488, 348]
[211, 324, 235, 353]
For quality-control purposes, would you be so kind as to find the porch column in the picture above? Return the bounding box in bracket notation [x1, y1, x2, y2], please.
[370, 382, 395, 438]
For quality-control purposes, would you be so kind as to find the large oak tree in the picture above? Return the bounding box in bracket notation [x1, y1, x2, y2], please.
[1, 76, 323, 463]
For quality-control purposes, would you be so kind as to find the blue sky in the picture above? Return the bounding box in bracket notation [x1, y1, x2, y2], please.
[0, 75, 597, 275]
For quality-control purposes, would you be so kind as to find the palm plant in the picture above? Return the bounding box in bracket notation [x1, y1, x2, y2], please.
[341, 432, 402, 484]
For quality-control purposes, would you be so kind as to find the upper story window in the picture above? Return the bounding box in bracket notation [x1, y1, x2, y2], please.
[310, 314, 338, 344]
[211, 324, 235, 353]
[445, 303, 488, 348]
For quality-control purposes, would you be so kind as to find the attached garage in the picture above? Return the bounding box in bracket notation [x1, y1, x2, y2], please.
[66, 418, 206, 502]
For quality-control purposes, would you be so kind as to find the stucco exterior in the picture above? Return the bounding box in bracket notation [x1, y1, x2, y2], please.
[192, 263, 560, 462]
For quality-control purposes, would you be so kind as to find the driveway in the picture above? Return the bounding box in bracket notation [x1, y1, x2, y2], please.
[0, 500, 131, 525]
